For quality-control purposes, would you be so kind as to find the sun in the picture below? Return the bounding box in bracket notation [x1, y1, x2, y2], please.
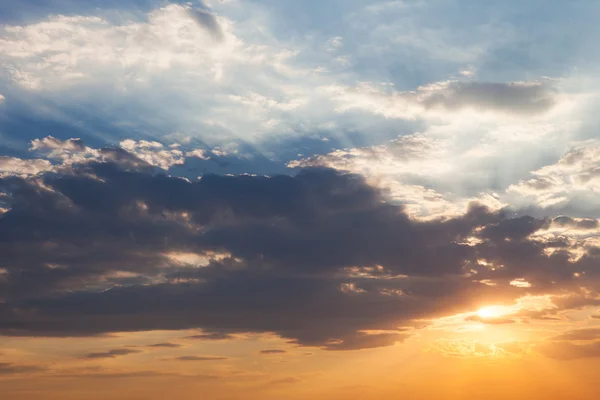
[477, 306, 506, 319]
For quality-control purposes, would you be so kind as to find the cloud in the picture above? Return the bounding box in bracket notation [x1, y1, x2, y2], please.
[29, 136, 99, 165]
[287, 104, 578, 220]
[0, 362, 46, 375]
[51, 366, 198, 379]
[508, 143, 600, 215]
[30, 136, 86, 153]
[539, 341, 600, 360]
[119, 139, 186, 170]
[0, 156, 53, 177]
[190, 4, 224, 42]
[465, 315, 516, 325]
[3, 3, 600, 386]
[421, 81, 556, 115]
[289, 134, 445, 171]
[1, 0, 580, 157]
[260, 349, 286, 355]
[551, 216, 598, 230]
[551, 328, 600, 341]
[0, 5, 239, 89]
[117, 139, 209, 170]
[174, 355, 227, 361]
[0, 146, 598, 350]
[83, 348, 141, 359]
[186, 332, 236, 341]
[268, 377, 301, 385]
[146, 342, 182, 348]
[288, 133, 474, 219]
[0, 3, 326, 144]
[323, 80, 558, 120]
[323, 332, 408, 351]
[18, 136, 216, 174]
[430, 339, 525, 359]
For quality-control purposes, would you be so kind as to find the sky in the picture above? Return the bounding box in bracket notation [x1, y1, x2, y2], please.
[2, 1, 600, 399]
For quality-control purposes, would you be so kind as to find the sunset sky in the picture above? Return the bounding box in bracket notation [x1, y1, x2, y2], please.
[2, 1, 600, 399]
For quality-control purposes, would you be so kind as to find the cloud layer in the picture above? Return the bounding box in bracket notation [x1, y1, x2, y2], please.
[1, 140, 599, 351]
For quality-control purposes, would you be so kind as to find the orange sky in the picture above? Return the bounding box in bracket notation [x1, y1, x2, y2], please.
[3, 299, 600, 399]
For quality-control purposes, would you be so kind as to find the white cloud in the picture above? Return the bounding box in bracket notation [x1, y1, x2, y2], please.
[0, 4, 335, 143]
[289, 133, 447, 176]
[30, 136, 86, 152]
[0, 156, 53, 177]
[0, 5, 244, 89]
[119, 139, 185, 170]
[117, 138, 213, 169]
[508, 142, 600, 213]
[326, 36, 344, 52]
[289, 133, 507, 219]
[23, 136, 212, 174]
[459, 67, 476, 77]
[30, 136, 100, 165]
[0, 1, 588, 153]
[185, 149, 210, 160]
[287, 82, 585, 219]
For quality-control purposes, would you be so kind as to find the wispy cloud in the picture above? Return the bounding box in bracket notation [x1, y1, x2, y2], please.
[83, 349, 141, 359]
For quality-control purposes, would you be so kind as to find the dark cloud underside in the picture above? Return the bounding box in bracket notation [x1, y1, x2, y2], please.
[0, 148, 599, 350]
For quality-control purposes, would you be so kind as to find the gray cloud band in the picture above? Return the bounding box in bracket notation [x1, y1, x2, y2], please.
[0, 145, 597, 350]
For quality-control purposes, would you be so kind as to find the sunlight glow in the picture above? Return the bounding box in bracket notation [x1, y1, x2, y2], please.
[477, 306, 508, 319]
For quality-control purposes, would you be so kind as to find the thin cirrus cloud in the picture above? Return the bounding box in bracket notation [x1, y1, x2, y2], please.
[0, 362, 47, 375]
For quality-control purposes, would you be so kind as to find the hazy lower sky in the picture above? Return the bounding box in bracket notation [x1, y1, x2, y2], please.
[2, 1, 600, 399]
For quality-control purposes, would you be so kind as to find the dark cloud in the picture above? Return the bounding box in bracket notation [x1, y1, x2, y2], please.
[260, 349, 286, 355]
[322, 332, 408, 351]
[0, 148, 599, 350]
[186, 332, 236, 341]
[422, 81, 557, 115]
[552, 216, 598, 230]
[83, 348, 141, 359]
[146, 342, 182, 348]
